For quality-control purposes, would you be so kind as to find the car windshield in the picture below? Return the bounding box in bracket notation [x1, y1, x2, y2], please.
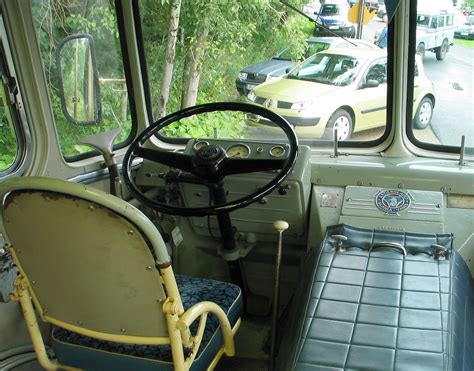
[287, 53, 360, 86]
[320, 5, 341, 16]
[276, 41, 330, 61]
[417, 15, 431, 27]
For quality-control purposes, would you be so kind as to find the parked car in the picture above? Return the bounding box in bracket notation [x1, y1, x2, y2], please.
[236, 37, 378, 95]
[415, 2, 456, 61]
[247, 49, 435, 140]
[454, 17, 474, 39]
[348, 0, 383, 11]
[314, 3, 355, 37]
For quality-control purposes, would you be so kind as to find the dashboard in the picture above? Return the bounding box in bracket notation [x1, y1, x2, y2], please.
[187, 138, 290, 160]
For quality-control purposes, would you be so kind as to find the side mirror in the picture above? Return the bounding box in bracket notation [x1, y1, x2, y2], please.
[285, 67, 291, 73]
[56, 34, 101, 126]
[363, 79, 380, 88]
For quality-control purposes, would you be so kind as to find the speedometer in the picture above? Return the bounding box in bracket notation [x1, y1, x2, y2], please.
[226, 144, 250, 158]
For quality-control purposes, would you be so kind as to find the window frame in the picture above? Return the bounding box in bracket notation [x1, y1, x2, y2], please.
[0, 15, 31, 178]
[405, 0, 466, 155]
[132, 1, 394, 151]
[30, 0, 138, 163]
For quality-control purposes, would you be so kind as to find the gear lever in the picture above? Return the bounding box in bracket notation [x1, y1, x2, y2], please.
[269, 220, 289, 370]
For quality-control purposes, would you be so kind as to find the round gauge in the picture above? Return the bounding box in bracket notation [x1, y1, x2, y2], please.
[226, 144, 250, 158]
[193, 140, 209, 151]
[270, 145, 286, 157]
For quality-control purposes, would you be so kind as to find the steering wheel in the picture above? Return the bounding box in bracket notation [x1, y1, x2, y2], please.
[122, 102, 298, 217]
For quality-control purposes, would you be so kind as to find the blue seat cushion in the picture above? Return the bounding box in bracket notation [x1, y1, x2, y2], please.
[52, 275, 242, 370]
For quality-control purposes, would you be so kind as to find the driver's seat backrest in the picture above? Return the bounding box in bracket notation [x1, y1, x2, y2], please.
[2, 187, 168, 337]
[0, 177, 241, 370]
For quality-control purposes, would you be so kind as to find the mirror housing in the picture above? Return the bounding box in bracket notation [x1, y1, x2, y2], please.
[362, 79, 380, 88]
[56, 34, 101, 126]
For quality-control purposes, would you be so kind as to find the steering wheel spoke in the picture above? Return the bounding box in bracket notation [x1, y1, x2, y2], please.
[135, 147, 194, 173]
[219, 158, 286, 176]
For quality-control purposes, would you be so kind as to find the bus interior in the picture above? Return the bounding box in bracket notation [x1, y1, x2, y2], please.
[0, 0, 473, 370]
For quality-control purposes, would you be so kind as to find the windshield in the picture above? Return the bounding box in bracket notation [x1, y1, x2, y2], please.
[277, 41, 331, 61]
[417, 15, 431, 27]
[287, 53, 360, 86]
[320, 5, 341, 16]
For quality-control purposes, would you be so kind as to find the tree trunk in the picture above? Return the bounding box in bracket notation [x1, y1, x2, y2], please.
[181, 17, 209, 109]
[157, 0, 182, 118]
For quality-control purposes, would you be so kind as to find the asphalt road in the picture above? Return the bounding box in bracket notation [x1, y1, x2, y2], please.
[360, 18, 474, 148]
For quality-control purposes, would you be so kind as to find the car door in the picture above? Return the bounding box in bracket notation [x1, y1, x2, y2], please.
[353, 58, 388, 131]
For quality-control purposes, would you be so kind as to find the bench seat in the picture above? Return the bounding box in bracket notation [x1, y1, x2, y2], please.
[277, 224, 474, 371]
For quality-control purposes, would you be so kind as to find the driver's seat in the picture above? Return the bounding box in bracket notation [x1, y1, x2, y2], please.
[0, 176, 242, 370]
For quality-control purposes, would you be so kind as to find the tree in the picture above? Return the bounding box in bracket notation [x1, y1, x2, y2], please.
[157, 0, 182, 118]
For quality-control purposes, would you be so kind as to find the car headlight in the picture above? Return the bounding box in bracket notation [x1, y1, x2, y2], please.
[238, 72, 248, 80]
[247, 90, 257, 102]
[291, 100, 315, 110]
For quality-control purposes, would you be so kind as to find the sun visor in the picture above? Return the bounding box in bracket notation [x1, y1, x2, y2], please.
[385, 0, 401, 23]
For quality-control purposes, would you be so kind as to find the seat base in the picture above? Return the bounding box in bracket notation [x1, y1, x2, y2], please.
[276, 224, 474, 371]
[52, 275, 242, 370]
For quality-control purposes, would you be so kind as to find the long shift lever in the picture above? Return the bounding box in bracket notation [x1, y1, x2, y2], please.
[269, 220, 289, 371]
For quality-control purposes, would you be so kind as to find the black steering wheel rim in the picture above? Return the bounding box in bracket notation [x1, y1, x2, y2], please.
[123, 102, 298, 216]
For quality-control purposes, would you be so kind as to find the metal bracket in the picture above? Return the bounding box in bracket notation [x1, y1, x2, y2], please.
[458, 135, 466, 166]
[331, 234, 347, 252]
[432, 244, 448, 260]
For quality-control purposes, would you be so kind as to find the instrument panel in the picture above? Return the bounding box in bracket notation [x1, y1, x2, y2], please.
[188, 139, 289, 159]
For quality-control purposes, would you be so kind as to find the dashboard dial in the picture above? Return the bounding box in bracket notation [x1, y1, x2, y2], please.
[193, 140, 209, 151]
[226, 144, 250, 158]
[270, 145, 286, 157]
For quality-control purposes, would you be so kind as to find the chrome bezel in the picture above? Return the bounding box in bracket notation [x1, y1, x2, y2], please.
[226, 143, 251, 158]
[192, 140, 210, 151]
[269, 145, 286, 157]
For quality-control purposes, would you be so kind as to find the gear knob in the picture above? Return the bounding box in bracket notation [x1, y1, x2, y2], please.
[273, 220, 289, 232]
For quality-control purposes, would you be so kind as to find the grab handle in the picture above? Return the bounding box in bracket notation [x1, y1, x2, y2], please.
[369, 242, 407, 256]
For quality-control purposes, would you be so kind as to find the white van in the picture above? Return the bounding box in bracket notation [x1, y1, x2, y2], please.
[416, 1, 455, 60]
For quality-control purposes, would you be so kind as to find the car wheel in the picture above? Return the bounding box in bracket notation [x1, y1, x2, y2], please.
[436, 39, 449, 61]
[327, 109, 353, 141]
[416, 43, 425, 60]
[414, 97, 433, 129]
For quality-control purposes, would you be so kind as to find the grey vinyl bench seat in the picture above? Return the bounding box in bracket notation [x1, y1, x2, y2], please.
[277, 224, 474, 371]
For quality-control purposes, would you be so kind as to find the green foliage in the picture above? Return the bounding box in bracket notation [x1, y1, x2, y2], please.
[0, 89, 18, 171]
[32, 0, 131, 158]
[29, 0, 312, 155]
[162, 111, 245, 139]
[141, 0, 312, 134]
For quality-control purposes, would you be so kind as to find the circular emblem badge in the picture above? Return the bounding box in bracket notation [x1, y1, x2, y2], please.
[375, 190, 411, 215]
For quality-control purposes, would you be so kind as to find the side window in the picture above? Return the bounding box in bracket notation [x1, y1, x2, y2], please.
[446, 15, 453, 26]
[430, 17, 438, 29]
[437, 16, 445, 28]
[365, 60, 387, 84]
[31, 0, 134, 160]
[0, 75, 19, 172]
[0, 18, 28, 175]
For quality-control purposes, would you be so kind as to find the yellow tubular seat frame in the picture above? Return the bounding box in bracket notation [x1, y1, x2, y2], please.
[0, 177, 240, 371]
